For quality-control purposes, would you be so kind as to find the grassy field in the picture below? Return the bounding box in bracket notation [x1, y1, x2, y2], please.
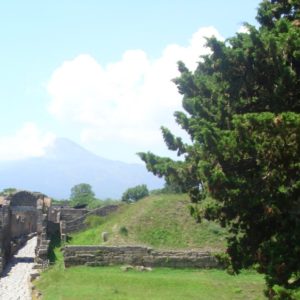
[35, 265, 265, 300]
[36, 194, 267, 299]
[68, 194, 226, 251]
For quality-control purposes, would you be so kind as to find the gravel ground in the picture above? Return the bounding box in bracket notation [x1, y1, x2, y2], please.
[0, 236, 37, 300]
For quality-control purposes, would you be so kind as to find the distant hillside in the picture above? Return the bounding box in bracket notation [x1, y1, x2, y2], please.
[0, 138, 163, 199]
[69, 194, 227, 251]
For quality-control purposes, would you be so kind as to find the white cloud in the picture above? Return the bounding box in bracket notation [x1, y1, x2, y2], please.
[47, 27, 223, 160]
[0, 123, 56, 161]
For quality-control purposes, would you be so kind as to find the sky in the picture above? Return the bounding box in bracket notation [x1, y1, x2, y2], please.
[0, 0, 261, 163]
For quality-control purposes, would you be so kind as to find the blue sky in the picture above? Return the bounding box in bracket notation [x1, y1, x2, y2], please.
[0, 0, 261, 163]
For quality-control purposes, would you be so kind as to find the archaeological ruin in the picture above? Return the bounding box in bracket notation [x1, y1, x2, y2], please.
[0, 189, 118, 275]
[1, 190, 220, 273]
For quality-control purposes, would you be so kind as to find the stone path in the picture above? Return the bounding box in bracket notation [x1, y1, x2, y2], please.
[0, 236, 37, 300]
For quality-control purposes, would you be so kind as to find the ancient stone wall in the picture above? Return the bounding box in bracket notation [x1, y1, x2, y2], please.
[9, 191, 40, 238]
[10, 209, 37, 238]
[9, 191, 37, 207]
[0, 191, 52, 273]
[0, 206, 11, 274]
[63, 205, 119, 234]
[63, 245, 220, 269]
[58, 207, 89, 223]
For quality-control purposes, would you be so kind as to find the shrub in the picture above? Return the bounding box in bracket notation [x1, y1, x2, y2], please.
[121, 184, 149, 203]
[119, 226, 128, 236]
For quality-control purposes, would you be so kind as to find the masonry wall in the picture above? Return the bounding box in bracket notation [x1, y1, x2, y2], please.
[10, 208, 37, 238]
[63, 245, 220, 269]
[1, 191, 52, 272]
[0, 206, 11, 274]
[59, 208, 89, 223]
[64, 205, 119, 234]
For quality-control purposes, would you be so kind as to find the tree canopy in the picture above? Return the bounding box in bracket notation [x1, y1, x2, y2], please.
[139, 0, 300, 298]
[121, 184, 149, 203]
[70, 183, 96, 207]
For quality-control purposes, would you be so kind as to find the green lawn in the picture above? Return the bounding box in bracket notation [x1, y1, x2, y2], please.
[35, 265, 265, 300]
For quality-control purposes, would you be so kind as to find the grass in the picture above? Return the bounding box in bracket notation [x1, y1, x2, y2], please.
[35, 194, 267, 299]
[35, 265, 265, 300]
[68, 194, 226, 251]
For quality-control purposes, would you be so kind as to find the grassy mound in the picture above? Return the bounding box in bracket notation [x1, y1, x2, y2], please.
[68, 194, 226, 251]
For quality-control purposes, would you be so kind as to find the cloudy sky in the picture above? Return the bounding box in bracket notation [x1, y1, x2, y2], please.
[0, 0, 260, 163]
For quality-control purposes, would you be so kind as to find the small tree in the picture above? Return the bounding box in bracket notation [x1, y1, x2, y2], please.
[121, 184, 149, 203]
[70, 183, 96, 207]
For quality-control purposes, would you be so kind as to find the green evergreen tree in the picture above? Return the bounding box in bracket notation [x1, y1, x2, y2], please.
[139, 1, 300, 297]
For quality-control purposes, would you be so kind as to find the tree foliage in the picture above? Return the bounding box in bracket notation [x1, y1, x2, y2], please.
[70, 183, 96, 207]
[138, 0, 300, 297]
[121, 184, 149, 203]
[0, 188, 17, 196]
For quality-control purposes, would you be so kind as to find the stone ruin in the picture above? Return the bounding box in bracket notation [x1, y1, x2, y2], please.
[0, 191, 51, 273]
[0, 190, 119, 274]
[0, 190, 219, 272]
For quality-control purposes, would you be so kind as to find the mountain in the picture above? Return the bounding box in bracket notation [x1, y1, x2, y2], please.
[0, 138, 163, 199]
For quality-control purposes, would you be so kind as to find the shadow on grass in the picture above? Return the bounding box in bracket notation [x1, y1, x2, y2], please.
[48, 232, 62, 263]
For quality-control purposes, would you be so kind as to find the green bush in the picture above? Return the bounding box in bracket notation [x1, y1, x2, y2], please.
[119, 226, 128, 236]
[122, 184, 149, 203]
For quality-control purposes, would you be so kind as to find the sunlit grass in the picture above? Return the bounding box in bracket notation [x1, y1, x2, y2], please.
[69, 194, 226, 251]
[36, 265, 265, 300]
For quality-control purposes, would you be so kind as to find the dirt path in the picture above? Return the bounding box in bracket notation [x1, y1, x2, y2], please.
[0, 236, 37, 300]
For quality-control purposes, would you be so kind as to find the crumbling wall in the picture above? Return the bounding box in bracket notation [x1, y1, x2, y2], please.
[63, 205, 119, 234]
[9, 191, 38, 238]
[58, 207, 89, 223]
[0, 206, 11, 274]
[35, 196, 51, 268]
[63, 245, 220, 269]
[0, 191, 52, 272]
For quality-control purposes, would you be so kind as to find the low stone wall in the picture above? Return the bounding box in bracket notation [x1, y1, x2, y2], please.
[64, 205, 119, 234]
[63, 245, 220, 269]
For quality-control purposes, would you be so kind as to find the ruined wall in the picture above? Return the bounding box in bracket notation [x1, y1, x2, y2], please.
[63, 245, 220, 269]
[0, 206, 11, 274]
[35, 196, 51, 267]
[63, 205, 119, 234]
[58, 207, 89, 223]
[10, 209, 37, 238]
[0, 191, 52, 273]
[9, 191, 38, 238]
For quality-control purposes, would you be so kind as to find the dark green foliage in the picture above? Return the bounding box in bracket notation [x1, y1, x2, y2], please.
[48, 232, 61, 263]
[119, 226, 128, 236]
[150, 182, 184, 195]
[138, 1, 300, 298]
[121, 184, 149, 203]
[70, 183, 96, 207]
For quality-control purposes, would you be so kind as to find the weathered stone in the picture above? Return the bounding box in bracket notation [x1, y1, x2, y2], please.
[101, 232, 109, 242]
[121, 265, 134, 272]
[63, 245, 220, 269]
